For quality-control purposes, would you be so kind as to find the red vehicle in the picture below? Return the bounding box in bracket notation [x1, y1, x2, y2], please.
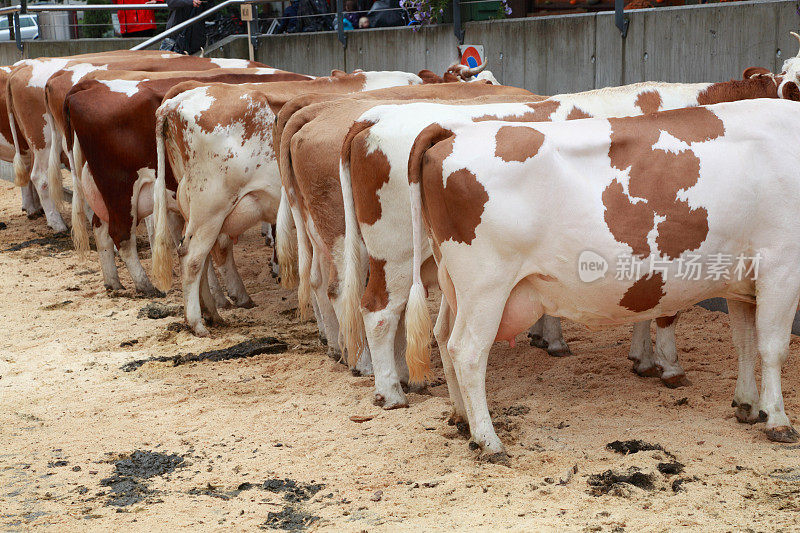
[114, 0, 157, 36]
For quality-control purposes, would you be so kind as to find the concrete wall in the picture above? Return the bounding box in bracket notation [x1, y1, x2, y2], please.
[0, 37, 147, 65]
[254, 0, 799, 93]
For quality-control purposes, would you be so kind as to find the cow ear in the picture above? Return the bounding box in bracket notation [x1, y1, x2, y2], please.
[742, 66, 771, 78]
[781, 81, 800, 101]
[443, 72, 460, 83]
[330, 69, 346, 77]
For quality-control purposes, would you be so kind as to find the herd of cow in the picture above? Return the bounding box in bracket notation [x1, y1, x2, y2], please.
[4, 35, 800, 463]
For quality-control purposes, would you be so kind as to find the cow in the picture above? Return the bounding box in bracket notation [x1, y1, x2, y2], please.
[5, 51, 265, 233]
[273, 81, 534, 374]
[64, 69, 310, 297]
[150, 70, 494, 338]
[403, 97, 800, 460]
[0, 65, 40, 218]
[337, 68, 791, 409]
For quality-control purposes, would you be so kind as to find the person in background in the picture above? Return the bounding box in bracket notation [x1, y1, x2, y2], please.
[114, 0, 157, 37]
[367, 0, 403, 27]
[343, 0, 362, 26]
[148, 0, 208, 54]
[358, 15, 369, 27]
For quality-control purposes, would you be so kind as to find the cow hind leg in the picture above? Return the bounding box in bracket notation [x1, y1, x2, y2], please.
[118, 234, 161, 297]
[29, 149, 67, 233]
[728, 300, 760, 424]
[214, 234, 255, 309]
[629, 320, 659, 377]
[364, 302, 407, 408]
[527, 317, 546, 348]
[92, 218, 124, 292]
[542, 315, 570, 357]
[654, 316, 688, 388]
[199, 257, 224, 326]
[180, 223, 224, 337]
[311, 292, 327, 345]
[754, 276, 800, 442]
[435, 297, 468, 435]
[447, 295, 508, 461]
[20, 182, 43, 218]
[206, 261, 232, 309]
[310, 251, 341, 361]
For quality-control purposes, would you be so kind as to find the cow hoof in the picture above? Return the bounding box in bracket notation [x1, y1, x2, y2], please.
[138, 288, 165, 298]
[192, 324, 210, 337]
[104, 282, 125, 292]
[758, 410, 769, 423]
[547, 347, 572, 358]
[318, 335, 328, 346]
[661, 374, 690, 388]
[327, 348, 344, 363]
[216, 298, 233, 310]
[528, 334, 547, 349]
[235, 298, 256, 309]
[479, 451, 510, 465]
[351, 368, 362, 377]
[383, 399, 409, 410]
[765, 426, 800, 443]
[633, 364, 661, 378]
[735, 403, 760, 424]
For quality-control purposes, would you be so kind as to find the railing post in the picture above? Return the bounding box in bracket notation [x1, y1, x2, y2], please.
[453, 0, 464, 45]
[249, 4, 259, 56]
[336, 0, 346, 48]
[13, 11, 21, 51]
[6, 13, 13, 41]
[614, 0, 628, 38]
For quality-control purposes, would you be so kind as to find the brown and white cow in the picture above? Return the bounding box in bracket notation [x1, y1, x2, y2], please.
[0, 65, 39, 217]
[273, 82, 534, 374]
[338, 70, 791, 409]
[404, 97, 800, 460]
[6, 51, 265, 233]
[64, 69, 309, 296]
[150, 70, 489, 338]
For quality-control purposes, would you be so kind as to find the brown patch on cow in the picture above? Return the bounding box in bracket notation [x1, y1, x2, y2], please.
[418, 132, 488, 245]
[494, 125, 544, 163]
[197, 86, 269, 146]
[696, 75, 780, 105]
[603, 107, 724, 260]
[566, 106, 593, 120]
[782, 81, 800, 101]
[635, 90, 662, 115]
[601, 180, 653, 258]
[524, 99, 561, 120]
[619, 272, 665, 312]
[346, 121, 392, 226]
[361, 257, 389, 312]
[655, 314, 678, 328]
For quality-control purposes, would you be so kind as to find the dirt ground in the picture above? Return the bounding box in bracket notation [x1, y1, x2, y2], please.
[2, 179, 800, 532]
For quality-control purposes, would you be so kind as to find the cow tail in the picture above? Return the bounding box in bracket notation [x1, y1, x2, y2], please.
[152, 106, 174, 293]
[293, 201, 313, 321]
[278, 111, 313, 319]
[7, 78, 28, 187]
[44, 87, 65, 206]
[275, 185, 298, 288]
[404, 124, 453, 384]
[339, 120, 373, 367]
[69, 133, 91, 256]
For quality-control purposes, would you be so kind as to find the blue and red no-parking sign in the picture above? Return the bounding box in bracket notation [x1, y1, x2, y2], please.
[458, 45, 485, 68]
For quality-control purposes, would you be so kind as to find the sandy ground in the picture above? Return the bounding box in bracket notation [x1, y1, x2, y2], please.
[2, 179, 800, 532]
